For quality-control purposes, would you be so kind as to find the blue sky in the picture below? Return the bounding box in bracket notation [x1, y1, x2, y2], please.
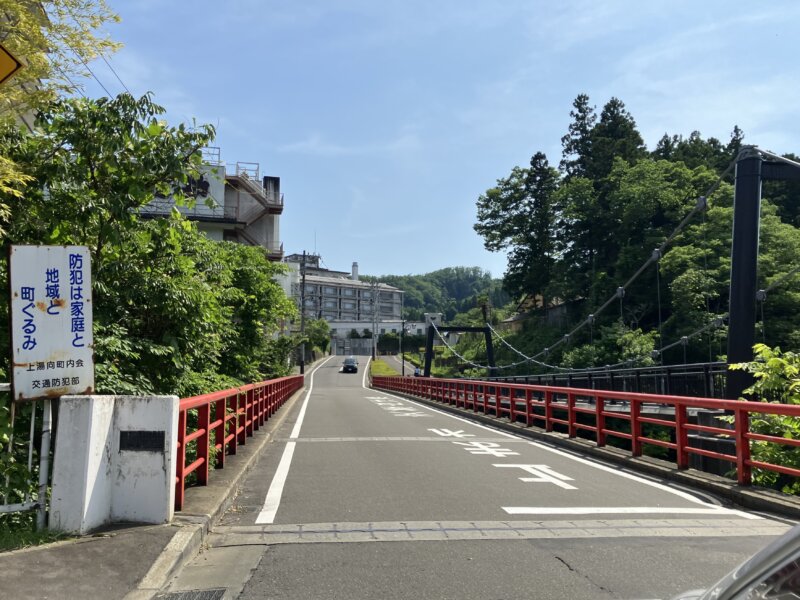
[82, 1, 800, 279]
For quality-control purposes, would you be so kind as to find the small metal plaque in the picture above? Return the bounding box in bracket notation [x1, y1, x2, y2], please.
[119, 430, 165, 452]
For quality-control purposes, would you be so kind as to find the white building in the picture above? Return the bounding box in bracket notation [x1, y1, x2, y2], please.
[279, 255, 406, 349]
[141, 148, 283, 260]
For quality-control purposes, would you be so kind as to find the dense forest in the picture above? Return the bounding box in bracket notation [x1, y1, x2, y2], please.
[442, 94, 800, 375]
[368, 266, 509, 321]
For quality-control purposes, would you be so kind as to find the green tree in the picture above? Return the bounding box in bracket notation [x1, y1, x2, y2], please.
[559, 93, 596, 179]
[0, 92, 298, 394]
[0, 0, 120, 117]
[474, 153, 559, 300]
[729, 344, 800, 494]
[0, 1, 121, 234]
[305, 319, 331, 354]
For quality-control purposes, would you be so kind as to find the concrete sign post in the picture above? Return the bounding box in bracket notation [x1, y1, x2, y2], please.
[10, 245, 94, 402]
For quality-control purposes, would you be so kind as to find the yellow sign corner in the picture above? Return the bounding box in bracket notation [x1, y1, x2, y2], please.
[0, 43, 23, 86]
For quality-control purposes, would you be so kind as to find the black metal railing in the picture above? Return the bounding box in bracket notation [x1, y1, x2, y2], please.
[486, 362, 729, 399]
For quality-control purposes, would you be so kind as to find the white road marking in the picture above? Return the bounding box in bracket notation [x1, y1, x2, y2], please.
[428, 428, 475, 438]
[367, 381, 766, 519]
[494, 464, 577, 489]
[502, 506, 758, 516]
[361, 356, 372, 388]
[523, 440, 758, 513]
[255, 357, 333, 525]
[454, 441, 519, 457]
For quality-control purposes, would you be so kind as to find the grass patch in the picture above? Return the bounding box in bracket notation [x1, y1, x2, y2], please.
[370, 359, 399, 377]
[0, 514, 71, 552]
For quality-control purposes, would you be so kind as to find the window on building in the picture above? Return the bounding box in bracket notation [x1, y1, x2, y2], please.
[381, 329, 386, 334]
[343, 288, 354, 296]
[391, 329, 397, 333]
[324, 301, 336, 308]
[323, 286, 335, 295]
[362, 291, 371, 299]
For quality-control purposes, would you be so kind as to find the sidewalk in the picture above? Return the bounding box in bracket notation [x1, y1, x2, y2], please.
[0, 373, 310, 600]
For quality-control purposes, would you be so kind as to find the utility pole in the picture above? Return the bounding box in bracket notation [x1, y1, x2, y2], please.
[371, 280, 378, 359]
[400, 292, 405, 376]
[299, 250, 306, 374]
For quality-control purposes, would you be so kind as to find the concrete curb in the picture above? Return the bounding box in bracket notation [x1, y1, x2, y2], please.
[123, 378, 310, 599]
[381, 388, 800, 520]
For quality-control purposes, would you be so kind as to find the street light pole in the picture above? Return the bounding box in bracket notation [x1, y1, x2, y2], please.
[400, 319, 405, 376]
[299, 250, 306, 374]
[399, 292, 405, 376]
[371, 280, 378, 360]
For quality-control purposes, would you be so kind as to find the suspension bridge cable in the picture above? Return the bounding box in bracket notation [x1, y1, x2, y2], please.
[755, 148, 800, 170]
[493, 148, 747, 370]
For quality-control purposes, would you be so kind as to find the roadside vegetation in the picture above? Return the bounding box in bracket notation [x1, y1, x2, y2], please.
[370, 360, 398, 377]
[0, 3, 302, 542]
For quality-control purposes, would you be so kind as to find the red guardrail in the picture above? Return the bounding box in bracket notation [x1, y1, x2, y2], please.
[175, 375, 304, 510]
[372, 376, 800, 486]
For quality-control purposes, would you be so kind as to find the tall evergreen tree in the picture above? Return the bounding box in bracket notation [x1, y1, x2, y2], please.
[587, 97, 647, 184]
[475, 152, 559, 301]
[559, 93, 596, 179]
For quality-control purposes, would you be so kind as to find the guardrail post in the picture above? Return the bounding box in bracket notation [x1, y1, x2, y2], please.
[238, 390, 247, 445]
[596, 395, 606, 446]
[525, 388, 532, 426]
[545, 390, 553, 432]
[567, 392, 576, 437]
[228, 394, 239, 455]
[675, 402, 688, 469]
[197, 404, 210, 485]
[175, 410, 186, 510]
[631, 399, 642, 456]
[735, 408, 752, 485]
[215, 399, 226, 468]
[246, 388, 255, 437]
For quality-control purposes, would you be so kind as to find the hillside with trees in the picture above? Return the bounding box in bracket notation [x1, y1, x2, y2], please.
[465, 94, 800, 375]
[368, 266, 509, 322]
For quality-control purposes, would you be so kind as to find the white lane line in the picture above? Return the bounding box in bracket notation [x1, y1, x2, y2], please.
[255, 356, 333, 525]
[368, 381, 764, 519]
[361, 355, 372, 388]
[361, 380, 519, 439]
[524, 440, 761, 518]
[502, 506, 756, 517]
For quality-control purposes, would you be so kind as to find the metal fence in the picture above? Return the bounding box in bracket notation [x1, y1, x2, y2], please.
[0, 385, 51, 528]
[372, 375, 800, 487]
[175, 375, 304, 510]
[488, 362, 729, 399]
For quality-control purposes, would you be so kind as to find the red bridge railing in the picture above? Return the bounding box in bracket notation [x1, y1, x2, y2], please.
[372, 376, 800, 486]
[175, 375, 304, 510]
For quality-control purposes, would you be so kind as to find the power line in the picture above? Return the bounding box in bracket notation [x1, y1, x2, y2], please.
[97, 52, 131, 95]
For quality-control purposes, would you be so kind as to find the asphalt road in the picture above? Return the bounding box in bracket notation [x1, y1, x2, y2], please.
[165, 356, 797, 600]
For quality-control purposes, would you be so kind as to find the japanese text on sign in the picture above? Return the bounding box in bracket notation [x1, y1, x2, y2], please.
[10, 246, 94, 402]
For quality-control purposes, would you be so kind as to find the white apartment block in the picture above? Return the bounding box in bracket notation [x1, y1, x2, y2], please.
[280, 255, 404, 338]
[141, 148, 283, 260]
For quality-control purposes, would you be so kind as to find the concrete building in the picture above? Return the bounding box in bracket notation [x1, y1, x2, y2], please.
[279, 255, 405, 353]
[141, 148, 283, 260]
